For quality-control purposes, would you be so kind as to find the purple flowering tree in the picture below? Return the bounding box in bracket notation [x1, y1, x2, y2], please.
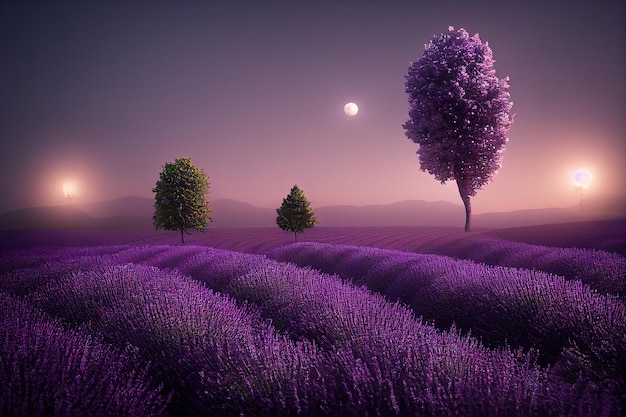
[403, 27, 513, 231]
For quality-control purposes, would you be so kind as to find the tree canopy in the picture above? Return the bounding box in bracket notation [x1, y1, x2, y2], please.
[153, 157, 212, 243]
[403, 26, 513, 231]
[276, 185, 318, 242]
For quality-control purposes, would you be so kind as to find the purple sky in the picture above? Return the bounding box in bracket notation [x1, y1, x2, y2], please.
[1, 0, 624, 214]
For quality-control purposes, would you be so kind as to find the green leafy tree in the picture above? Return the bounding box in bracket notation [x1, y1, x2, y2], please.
[153, 158, 212, 243]
[403, 27, 513, 231]
[276, 185, 318, 243]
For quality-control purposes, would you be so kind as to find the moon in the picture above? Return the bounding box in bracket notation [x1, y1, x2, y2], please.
[344, 102, 358, 116]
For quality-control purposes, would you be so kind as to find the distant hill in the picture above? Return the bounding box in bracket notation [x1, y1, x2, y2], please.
[0, 198, 276, 230]
[315, 200, 463, 227]
[473, 193, 626, 228]
[0, 205, 152, 230]
[76, 196, 154, 218]
[0, 205, 94, 230]
[1, 196, 624, 230]
[210, 199, 275, 227]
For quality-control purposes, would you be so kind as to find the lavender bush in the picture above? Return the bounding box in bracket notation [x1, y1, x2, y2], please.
[28, 263, 326, 417]
[267, 242, 626, 407]
[0, 247, 71, 274]
[0, 256, 115, 296]
[0, 292, 170, 417]
[113, 244, 265, 292]
[0, 245, 134, 296]
[425, 235, 626, 297]
[127, 245, 612, 416]
[4, 244, 623, 416]
[225, 262, 555, 416]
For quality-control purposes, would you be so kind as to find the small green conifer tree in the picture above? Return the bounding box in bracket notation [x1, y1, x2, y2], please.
[276, 185, 318, 243]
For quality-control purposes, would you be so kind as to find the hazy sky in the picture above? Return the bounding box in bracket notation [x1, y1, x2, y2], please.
[1, 0, 624, 214]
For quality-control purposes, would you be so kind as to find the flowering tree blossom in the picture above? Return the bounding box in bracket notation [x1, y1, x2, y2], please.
[403, 27, 513, 231]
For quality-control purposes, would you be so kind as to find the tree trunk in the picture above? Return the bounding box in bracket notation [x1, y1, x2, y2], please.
[180, 228, 185, 244]
[462, 194, 472, 232]
[456, 179, 472, 232]
[294, 231, 298, 243]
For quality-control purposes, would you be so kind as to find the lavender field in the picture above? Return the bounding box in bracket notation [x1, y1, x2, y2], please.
[1, 221, 625, 416]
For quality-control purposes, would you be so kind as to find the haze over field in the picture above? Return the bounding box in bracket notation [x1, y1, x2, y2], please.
[1, 195, 624, 232]
[1, 0, 624, 214]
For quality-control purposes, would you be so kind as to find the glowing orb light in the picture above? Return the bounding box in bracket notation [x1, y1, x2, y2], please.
[63, 182, 77, 199]
[573, 169, 591, 189]
[344, 102, 358, 116]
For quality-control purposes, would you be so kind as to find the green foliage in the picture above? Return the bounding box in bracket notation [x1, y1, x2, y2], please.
[153, 158, 212, 243]
[276, 185, 318, 242]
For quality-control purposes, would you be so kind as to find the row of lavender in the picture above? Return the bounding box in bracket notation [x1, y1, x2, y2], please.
[0, 245, 615, 416]
[114, 244, 621, 415]
[2, 251, 323, 417]
[419, 235, 626, 297]
[266, 243, 626, 401]
[0, 293, 170, 417]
